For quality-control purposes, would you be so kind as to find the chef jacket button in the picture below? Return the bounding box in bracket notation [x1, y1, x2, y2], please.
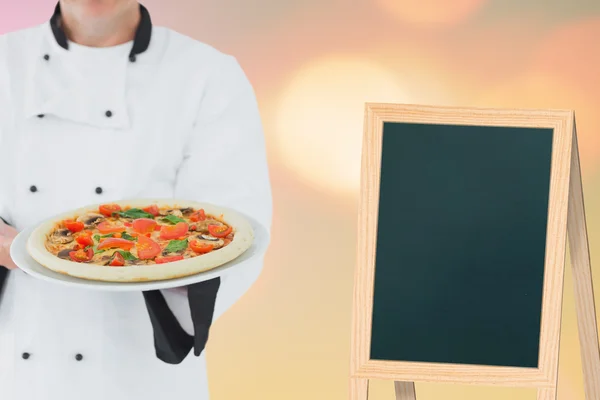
[75, 353, 83, 361]
[129, 55, 136, 62]
[22, 352, 30, 360]
[29, 185, 37, 193]
[105, 110, 113, 118]
[43, 54, 50, 61]
[37, 114, 44, 118]
[95, 187, 103, 194]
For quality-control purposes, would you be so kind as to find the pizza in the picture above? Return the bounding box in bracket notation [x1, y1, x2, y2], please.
[26, 199, 254, 282]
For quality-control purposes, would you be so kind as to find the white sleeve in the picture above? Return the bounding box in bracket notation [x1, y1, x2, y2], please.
[160, 54, 272, 325]
[0, 36, 14, 227]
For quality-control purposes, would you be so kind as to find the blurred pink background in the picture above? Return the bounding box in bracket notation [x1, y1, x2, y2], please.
[3, 0, 600, 398]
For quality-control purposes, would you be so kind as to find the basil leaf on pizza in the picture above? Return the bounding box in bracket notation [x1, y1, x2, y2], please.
[114, 208, 155, 219]
[120, 232, 137, 241]
[116, 250, 138, 261]
[32, 201, 254, 283]
[92, 245, 106, 254]
[164, 239, 188, 254]
[94, 233, 114, 242]
[160, 215, 186, 225]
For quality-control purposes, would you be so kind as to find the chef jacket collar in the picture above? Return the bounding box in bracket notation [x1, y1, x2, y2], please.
[21, 4, 155, 127]
[49, 2, 152, 60]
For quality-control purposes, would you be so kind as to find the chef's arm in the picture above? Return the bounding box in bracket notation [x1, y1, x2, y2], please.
[0, 148, 17, 273]
[0, 82, 18, 273]
[162, 55, 273, 329]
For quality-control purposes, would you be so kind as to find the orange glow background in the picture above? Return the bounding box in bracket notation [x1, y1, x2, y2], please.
[3, 0, 600, 398]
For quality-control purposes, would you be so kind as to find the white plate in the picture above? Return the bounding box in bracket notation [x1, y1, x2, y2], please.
[10, 213, 270, 291]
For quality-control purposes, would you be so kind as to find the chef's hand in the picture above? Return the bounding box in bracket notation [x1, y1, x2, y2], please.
[0, 219, 18, 270]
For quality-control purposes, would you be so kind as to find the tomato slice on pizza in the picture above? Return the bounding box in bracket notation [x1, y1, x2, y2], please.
[69, 247, 94, 263]
[136, 235, 161, 260]
[108, 252, 125, 267]
[99, 204, 122, 217]
[97, 238, 135, 251]
[132, 218, 158, 234]
[159, 222, 188, 240]
[208, 224, 232, 238]
[155, 255, 184, 264]
[189, 239, 214, 254]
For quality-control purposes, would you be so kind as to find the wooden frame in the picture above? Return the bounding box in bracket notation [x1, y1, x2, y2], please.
[349, 103, 600, 399]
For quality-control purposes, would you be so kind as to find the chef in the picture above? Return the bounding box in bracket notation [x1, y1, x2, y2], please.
[0, 1, 272, 399]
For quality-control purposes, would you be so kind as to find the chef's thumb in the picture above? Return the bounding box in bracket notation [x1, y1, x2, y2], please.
[0, 219, 18, 239]
[0, 235, 17, 270]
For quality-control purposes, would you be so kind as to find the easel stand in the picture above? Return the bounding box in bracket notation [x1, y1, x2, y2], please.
[349, 106, 600, 400]
[561, 125, 600, 400]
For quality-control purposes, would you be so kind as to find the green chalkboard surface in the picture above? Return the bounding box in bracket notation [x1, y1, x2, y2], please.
[369, 122, 554, 368]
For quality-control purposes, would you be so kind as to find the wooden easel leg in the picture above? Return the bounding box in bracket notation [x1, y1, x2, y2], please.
[394, 381, 416, 400]
[567, 121, 600, 400]
[537, 388, 557, 400]
[349, 378, 369, 400]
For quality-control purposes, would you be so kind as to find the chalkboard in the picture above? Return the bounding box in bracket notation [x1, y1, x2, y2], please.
[351, 104, 579, 391]
[370, 122, 553, 368]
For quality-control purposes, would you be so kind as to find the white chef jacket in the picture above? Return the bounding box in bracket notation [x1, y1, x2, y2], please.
[0, 3, 272, 400]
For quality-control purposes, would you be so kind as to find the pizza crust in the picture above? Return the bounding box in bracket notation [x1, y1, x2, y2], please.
[26, 199, 254, 283]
